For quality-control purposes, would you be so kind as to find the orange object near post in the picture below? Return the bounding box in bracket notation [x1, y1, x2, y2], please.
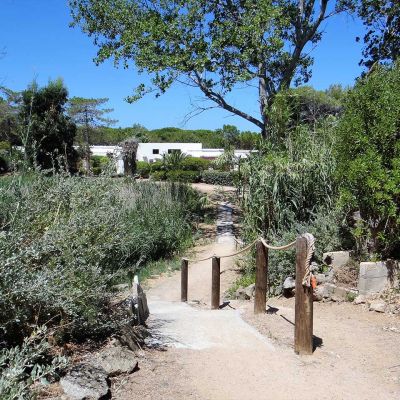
[311, 275, 317, 289]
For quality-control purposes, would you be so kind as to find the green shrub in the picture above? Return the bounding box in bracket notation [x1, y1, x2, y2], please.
[0, 327, 67, 400]
[167, 170, 200, 183]
[180, 157, 211, 171]
[136, 160, 151, 178]
[201, 170, 237, 186]
[91, 155, 113, 175]
[336, 62, 400, 258]
[150, 170, 167, 181]
[0, 156, 8, 174]
[0, 174, 200, 347]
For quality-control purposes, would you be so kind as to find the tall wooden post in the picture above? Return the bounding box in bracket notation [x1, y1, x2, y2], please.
[181, 259, 188, 302]
[254, 241, 268, 314]
[211, 256, 221, 310]
[294, 236, 313, 355]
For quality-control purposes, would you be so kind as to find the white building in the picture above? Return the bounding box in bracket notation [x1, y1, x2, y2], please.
[89, 143, 253, 163]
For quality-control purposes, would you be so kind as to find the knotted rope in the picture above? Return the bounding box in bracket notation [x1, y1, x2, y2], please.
[301, 233, 316, 287]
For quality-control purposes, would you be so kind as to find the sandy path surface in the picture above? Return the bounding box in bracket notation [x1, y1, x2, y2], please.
[112, 187, 400, 400]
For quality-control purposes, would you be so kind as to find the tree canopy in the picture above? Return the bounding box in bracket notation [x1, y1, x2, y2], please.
[69, 0, 351, 139]
[19, 79, 77, 171]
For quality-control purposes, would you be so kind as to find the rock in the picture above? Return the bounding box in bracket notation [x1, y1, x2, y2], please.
[354, 295, 366, 305]
[60, 364, 109, 400]
[323, 251, 350, 269]
[358, 262, 389, 296]
[112, 283, 129, 291]
[369, 300, 386, 313]
[316, 273, 329, 284]
[321, 283, 357, 302]
[244, 283, 255, 298]
[131, 282, 150, 325]
[235, 287, 250, 300]
[313, 285, 324, 301]
[91, 345, 138, 377]
[322, 283, 336, 299]
[117, 325, 149, 352]
[283, 277, 295, 290]
[282, 277, 296, 298]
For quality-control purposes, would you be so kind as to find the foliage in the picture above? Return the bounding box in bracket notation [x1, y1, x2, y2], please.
[167, 170, 201, 183]
[70, 0, 351, 138]
[180, 157, 211, 171]
[19, 80, 77, 171]
[0, 173, 200, 346]
[90, 155, 115, 175]
[241, 124, 337, 240]
[0, 327, 67, 400]
[357, 0, 400, 68]
[68, 97, 117, 173]
[201, 170, 237, 186]
[336, 62, 400, 258]
[162, 151, 188, 170]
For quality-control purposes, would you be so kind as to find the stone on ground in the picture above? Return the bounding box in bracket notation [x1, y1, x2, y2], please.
[245, 283, 255, 298]
[354, 294, 366, 304]
[358, 262, 389, 296]
[369, 300, 386, 313]
[235, 287, 250, 300]
[60, 364, 109, 400]
[91, 345, 138, 376]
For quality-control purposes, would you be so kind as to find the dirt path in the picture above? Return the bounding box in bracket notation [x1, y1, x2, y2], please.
[112, 186, 400, 400]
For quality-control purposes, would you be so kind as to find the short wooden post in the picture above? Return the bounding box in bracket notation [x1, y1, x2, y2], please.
[294, 236, 313, 355]
[181, 259, 188, 302]
[254, 241, 268, 314]
[211, 256, 221, 309]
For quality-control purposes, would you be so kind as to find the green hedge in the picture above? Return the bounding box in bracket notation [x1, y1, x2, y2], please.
[167, 170, 201, 183]
[91, 155, 114, 175]
[180, 157, 211, 171]
[201, 170, 238, 186]
[150, 170, 167, 181]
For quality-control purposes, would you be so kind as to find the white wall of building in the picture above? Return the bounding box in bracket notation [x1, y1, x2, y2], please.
[88, 143, 254, 174]
[136, 142, 203, 162]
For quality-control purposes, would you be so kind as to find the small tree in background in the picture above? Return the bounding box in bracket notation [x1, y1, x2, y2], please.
[68, 97, 117, 173]
[19, 79, 77, 171]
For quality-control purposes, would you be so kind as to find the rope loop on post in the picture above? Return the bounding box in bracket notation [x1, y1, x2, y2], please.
[300, 233, 316, 287]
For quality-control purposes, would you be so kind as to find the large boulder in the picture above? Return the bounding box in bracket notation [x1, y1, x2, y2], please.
[60, 364, 109, 400]
[358, 262, 389, 296]
[369, 300, 386, 313]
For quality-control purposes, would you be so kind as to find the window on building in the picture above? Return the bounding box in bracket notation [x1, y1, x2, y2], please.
[152, 149, 159, 154]
[168, 149, 181, 154]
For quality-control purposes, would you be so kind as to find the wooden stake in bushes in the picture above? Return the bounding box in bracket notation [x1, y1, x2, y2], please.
[294, 236, 313, 355]
[254, 241, 268, 314]
[181, 258, 188, 302]
[211, 256, 221, 309]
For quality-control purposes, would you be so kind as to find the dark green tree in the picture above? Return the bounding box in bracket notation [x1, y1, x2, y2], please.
[69, 0, 351, 139]
[0, 87, 21, 147]
[19, 79, 77, 171]
[68, 97, 116, 172]
[357, 0, 400, 68]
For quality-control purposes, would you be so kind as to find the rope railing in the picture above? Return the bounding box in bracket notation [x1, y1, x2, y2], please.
[182, 234, 315, 288]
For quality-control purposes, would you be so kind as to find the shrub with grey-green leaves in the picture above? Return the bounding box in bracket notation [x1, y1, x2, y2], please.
[0, 174, 198, 346]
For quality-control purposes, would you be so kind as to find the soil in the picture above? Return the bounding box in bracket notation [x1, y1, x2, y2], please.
[112, 184, 400, 400]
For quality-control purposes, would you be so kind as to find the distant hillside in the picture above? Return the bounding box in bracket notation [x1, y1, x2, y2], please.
[78, 124, 260, 149]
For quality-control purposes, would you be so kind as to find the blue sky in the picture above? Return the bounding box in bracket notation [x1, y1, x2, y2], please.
[0, 0, 365, 131]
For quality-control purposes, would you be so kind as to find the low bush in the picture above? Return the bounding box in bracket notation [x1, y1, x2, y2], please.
[150, 170, 167, 181]
[136, 161, 151, 178]
[0, 174, 200, 347]
[91, 155, 114, 175]
[167, 170, 200, 183]
[201, 170, 237, 186]
[180, 157, 211, 171]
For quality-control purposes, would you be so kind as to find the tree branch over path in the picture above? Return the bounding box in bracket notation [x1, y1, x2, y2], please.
[69, 0, 353, 139]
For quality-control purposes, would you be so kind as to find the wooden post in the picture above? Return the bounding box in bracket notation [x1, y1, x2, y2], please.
[211, 256, 221, 310]
[294, 236, 313, 355]
[254, 241, 268, 314]
[181, 259, 188, 302]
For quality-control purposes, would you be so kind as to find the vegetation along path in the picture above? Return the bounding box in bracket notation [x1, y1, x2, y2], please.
[112, 186, 400, 400]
